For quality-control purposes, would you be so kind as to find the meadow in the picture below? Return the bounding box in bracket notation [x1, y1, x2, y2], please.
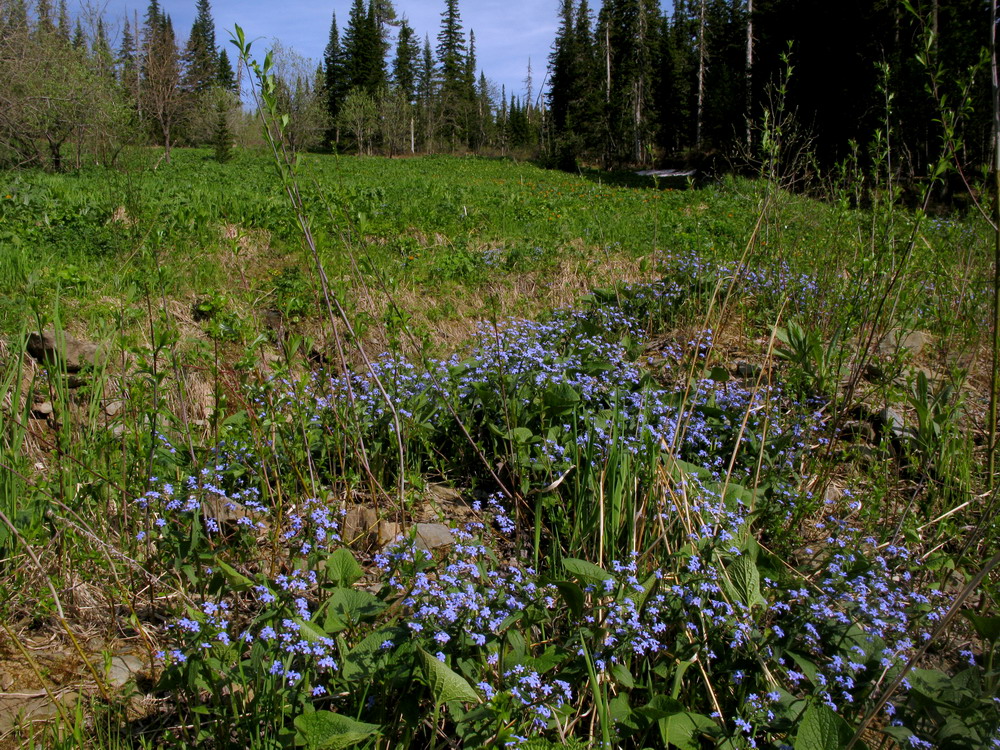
[0, 138, 998, 749]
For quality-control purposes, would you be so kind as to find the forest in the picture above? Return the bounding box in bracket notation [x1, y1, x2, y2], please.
[1, 0, 992, 180]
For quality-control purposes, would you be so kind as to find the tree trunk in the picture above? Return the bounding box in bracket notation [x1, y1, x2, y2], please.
[696, 0, 706, 149]
[746, 0, 753, 147]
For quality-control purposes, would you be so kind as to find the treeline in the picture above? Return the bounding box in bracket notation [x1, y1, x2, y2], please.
[1, 0, 993, 179]
[549, 0, 992, 177]
[321, 0, 538, 155]
[0, 0, 242, 168]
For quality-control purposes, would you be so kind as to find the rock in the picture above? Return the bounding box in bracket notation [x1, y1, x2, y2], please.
[822, 483, 844, 504]
[733, 361, 761, 380]
[103, 654, 145, 690]
[877, 329, 932, 358]
[878, 406, 907, 439]
[840, 420, 876, 444]
[26, 329, 103, 373]
[104, 399, 124, 417]
[342, 506, 379, 544]
[377, 521, 403, 547]
[425, 483, 463, 503]
[414, 523, 454, 551]
[31, 401, 53, 418]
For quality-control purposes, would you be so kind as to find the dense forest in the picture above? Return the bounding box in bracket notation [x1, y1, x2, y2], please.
[0, 0, 993, 180]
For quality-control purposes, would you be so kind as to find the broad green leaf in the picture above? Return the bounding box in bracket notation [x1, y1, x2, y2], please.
[419, 648, 481, 705]
[609, 693, 632, 723]
[794, 703, 852, 750]
[709, 365, 730, 382]
[294, 710, 380, 749]
[552, 580, 584, 619]
[296, 618, 329, 644]
[322, 588, 385, 633]
[507, 427, 534, 444]
[325, 548, 363, 587]
[342, 627, 408, 681]
[216, 560, 253, 591]
[961, 610, 1000, 643]
[634, 694, 684, 721]
[612, 662, 635, 688]
[542, 383, 581, 412]
[723, 555, 766, 609]
[662, 711, 717, 750]
[562, 558, 613, 587]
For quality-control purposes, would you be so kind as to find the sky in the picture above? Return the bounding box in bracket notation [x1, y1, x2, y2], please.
[101, 0, 566, 103]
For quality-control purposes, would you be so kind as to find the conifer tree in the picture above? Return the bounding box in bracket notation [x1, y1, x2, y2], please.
[548, 0, 577, 136]
[142, 2, 184, 161]
[342, 0, 386, 93]
[436, 0, 467, 147]
[324, 11, 348, 139]
[392, 17, 419, 103]
[36, 0, 54, 35]
[93, 19, 114, 78]
[216, 48, 236, 91]
[56, 0, 69, 42]
[183, 0, 218, 94]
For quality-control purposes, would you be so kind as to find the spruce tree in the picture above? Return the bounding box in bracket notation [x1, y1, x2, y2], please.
[342, 0, 385, 93]
[216, 48, 236, 91]
[392, 18, 419, 103]
[212, 95, 233, 162]
[548, 0, 577, 136]
[324, 12, 347, 144]
[56, 0, 69, 42]
[93, 19, 114, 78]
[183, 0, 218, 94]
[437, 0, 468, 147]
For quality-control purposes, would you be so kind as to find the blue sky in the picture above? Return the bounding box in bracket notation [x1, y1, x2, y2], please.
[102, 1, 670, 102]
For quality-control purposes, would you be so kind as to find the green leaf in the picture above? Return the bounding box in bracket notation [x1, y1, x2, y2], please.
[709, 365, 730, 382]
[342, 626, 408, 681]
[542, 383, 581, 412]
[419, 648, 481, 705]
[552, 580, 584, 619]
[961, 610, 1000, 643]
[325, 548, 363, 587]
[562, 558, 613, 587]
[293, 710, 380, 749]
[723, 555, 766, 609]
[322, 588, 385, 633]
[634, 694, 684, 721]
[662, 711, 717, 750]
[507, 427, 534, 444]
[216, 560, 253, 591]
[611, 662, 635, 688]
[296, 618, 329, 644]
[794, 703, 852, 750]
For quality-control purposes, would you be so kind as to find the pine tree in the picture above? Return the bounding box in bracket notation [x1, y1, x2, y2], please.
[142, 2, 184, 161]
[56, 0, 69, 42]
[436, 0, 466, 90]
[324, 12, 347, 144]
[216, 48, 236, 91]
[93, 19, 114, 78]
[212, 95, 233, 162]
[392, 18, 419, 103]
[2, 0, 28, 35]
[183, 0, 218, 94]
[342, 0, 386, 93]
[36, 0, 54, 35]
[549, 0, 576, 136]
[72, 21, 85, 50]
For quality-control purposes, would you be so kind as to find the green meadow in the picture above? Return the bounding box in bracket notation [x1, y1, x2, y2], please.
[0, 149, 997, 748]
